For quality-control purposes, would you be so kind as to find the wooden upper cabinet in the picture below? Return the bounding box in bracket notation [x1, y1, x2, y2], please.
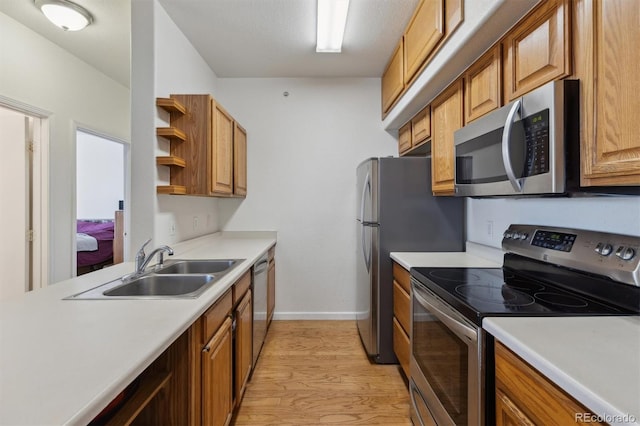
[411, 105, 431, 146]
[431, 79, 463, 195]
[233, 122, 247, 196]
[403, 0, 444, 84]
[211, 101, 234, 196]
[464, 45, 502, 123]
[574, 0, 640, 186]
[502, 0, 571, 101]
[382, 40, 404, 114]
[398, 122, 412, 155]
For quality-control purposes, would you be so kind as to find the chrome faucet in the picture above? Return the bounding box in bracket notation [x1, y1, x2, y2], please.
[134, 238, 174, 275]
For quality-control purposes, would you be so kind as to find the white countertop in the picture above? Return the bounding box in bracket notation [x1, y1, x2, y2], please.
[0, 231, 276, 426]
[484, 316, 640, 426]
[390, 241, 503, 270]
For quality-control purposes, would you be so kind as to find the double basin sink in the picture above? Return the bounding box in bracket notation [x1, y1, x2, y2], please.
[66, 259, 244, 300]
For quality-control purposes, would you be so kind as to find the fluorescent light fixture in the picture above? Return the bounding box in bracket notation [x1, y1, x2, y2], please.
[316, 0, 350, 53]
[35, 0, 93, 31]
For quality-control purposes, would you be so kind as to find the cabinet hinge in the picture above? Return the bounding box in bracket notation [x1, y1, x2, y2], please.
[27, 141, 36, 153]
[27, 230, 34, 242]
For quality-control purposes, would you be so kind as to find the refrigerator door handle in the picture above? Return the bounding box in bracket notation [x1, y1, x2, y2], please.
[359, 171, 370, 223]
[362, 225, 371, 273]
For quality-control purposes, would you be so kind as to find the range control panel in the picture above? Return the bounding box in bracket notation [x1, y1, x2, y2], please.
[502, 225, 640, 287]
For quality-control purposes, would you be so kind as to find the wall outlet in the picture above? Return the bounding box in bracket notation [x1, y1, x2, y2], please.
[193, 216, 199, 231]
[486, 220, 494, 237]
[169, 221, 176, 236]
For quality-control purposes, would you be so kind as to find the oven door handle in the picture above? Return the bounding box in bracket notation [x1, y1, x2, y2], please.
[413, 288, 477, 343]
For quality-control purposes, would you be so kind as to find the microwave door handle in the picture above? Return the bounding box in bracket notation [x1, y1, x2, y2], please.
[502, 99, 523, 192]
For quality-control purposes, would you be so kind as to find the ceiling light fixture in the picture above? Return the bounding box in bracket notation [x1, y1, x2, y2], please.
[316, 0, 350, 53]
[35, 0, 93, 31]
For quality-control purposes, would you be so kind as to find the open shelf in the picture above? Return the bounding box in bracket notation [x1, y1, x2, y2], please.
[156, 97, 186, 115]
[156, 156, 186, 168]
[104, 371, 172, 426]
[157, 185, 187, 195]
[156, 127, 186, 142]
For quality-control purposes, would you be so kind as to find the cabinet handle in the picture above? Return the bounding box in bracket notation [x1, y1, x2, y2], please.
[202, 316, 232, 353]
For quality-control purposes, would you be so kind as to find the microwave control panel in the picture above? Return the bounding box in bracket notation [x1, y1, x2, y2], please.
[523, 109, 550, 177]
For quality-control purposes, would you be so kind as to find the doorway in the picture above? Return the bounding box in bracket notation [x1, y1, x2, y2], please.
[75, 129, 126, 275]
[0, 105, 47, 299]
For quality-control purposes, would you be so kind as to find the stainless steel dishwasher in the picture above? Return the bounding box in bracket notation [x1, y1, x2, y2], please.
[252, 253, 269, 365]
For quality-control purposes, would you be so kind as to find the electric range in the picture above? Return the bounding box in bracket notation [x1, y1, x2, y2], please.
[408, 225, 640, 426]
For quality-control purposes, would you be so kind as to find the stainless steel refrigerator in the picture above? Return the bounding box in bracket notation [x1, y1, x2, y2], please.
[356, 157, 465, 363]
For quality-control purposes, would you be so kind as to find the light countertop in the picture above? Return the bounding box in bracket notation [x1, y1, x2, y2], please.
[0, 231, 276, 426]
[390, 241, 503, 270]
[484, 316, 640, 426]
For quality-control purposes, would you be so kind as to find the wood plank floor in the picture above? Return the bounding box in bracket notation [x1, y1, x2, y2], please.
[233, 320, 411, 425]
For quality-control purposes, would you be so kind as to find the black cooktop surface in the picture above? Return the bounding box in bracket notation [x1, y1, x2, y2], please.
[411, 266, 633, 326]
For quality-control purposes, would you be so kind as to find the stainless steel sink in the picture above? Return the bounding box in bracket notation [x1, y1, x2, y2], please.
[103, 274, 215, 297]
[155, 259, 241, 275]
[64, 258, 245, 300]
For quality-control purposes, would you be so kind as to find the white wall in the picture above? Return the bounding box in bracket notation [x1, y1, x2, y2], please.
[76, 131, 124, 219]
[0, 12, 130, 283]
[217, 78, 396, 318]
[467, 197, 640, 247]
[131, 0, 220, 253]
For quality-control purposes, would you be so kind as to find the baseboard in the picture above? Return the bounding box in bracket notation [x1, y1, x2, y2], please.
[272, 312, 356, 320]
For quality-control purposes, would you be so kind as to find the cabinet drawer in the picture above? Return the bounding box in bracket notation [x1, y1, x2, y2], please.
[203, 289, 232, 341]
[392, 262, 411, 294]
[232, 270, 251, 306]
[393, 281, 411, 335]
[393, 317, 410, 379]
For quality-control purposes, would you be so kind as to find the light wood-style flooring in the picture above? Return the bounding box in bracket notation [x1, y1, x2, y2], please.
[233, 320, 411, 425]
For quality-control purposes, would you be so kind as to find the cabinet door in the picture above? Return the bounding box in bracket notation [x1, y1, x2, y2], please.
[495, 342, 607, 426]
[431, 79, 463, 195]
[575, 0, 640, 186]
[403, 0, 444, 84]
[411, 105, 431, 146]
[382, 40, 404, 115]
[202, 317, 233, 426]
[235, 290, 252, 407]
[233, 122, 247, 196]
[464, 45, 502, 123]
[210, 100, 234, 195]
[502, 0, 571, 101]
[392, 317, 410, 378]
[398, 122, 412, 155]
[267, 257, 275, 326]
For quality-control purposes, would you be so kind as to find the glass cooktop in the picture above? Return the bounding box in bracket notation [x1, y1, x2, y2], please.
[411, 266, 632, 326]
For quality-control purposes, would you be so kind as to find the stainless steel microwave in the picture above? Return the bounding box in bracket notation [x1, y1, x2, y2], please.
[454, 79, 579, 197]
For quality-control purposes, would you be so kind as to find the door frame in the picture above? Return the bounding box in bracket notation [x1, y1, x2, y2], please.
[0, 95, 50, 290]
[73, 125, 131, 273]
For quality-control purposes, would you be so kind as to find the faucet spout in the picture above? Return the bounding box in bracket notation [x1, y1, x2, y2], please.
[134, 239, 174, 275]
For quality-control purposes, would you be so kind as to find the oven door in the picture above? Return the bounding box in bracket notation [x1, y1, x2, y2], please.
[410, 278, 483, 426]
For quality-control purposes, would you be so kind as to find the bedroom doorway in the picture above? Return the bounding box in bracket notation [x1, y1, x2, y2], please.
[75, 129, 126, 276]
[0, 104, 48, 300]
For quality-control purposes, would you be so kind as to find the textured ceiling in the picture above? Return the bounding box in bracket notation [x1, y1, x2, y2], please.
[1, 0, 419, 85]
[0, 0, 131, 87]
[158, 0, 420, 78]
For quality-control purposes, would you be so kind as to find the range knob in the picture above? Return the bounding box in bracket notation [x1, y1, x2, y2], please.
[503, 231, 512, 239]
[512, 232, 521, 240]
[615, 247, 636, 261]
[519, 232, 529, 240]
[595, 243, 613, 256]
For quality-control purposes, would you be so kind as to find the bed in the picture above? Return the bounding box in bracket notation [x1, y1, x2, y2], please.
[76, 211, 123, 275]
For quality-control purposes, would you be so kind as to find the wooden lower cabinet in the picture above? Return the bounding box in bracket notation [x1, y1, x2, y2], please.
[202, 317, 233, 426]
[495, 341, 606, 426]
[431, 79, 464, 195]
[392, 261, 411, 379]
[234, 289, 253, 407]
